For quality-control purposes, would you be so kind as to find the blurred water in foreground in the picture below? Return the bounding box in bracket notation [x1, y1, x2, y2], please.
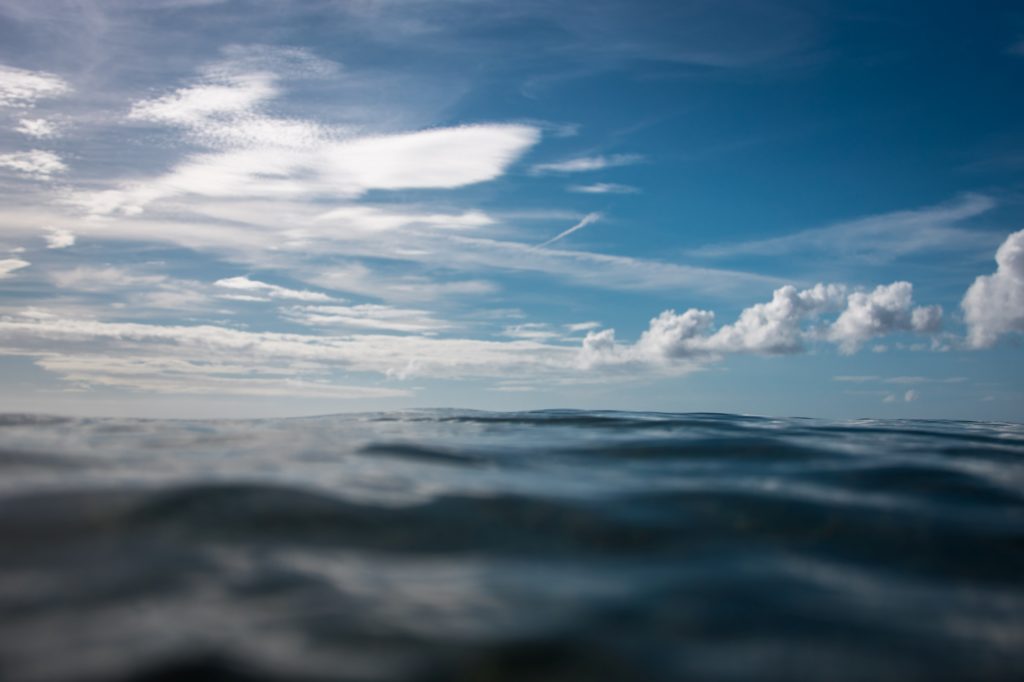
[0, 410, 1022, 681]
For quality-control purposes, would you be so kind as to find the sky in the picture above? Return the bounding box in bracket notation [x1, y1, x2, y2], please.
[0, 0, 1023, 420]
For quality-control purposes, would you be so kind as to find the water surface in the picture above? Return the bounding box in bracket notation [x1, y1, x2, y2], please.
[1, 410, 1022, 681]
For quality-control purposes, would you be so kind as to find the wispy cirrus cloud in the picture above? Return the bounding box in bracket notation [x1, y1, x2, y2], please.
[539, 212, 602, 247]
[283, 303, 451, 333]
[213, 276, 332, 302]
[532, 153, 643, 174]
[568, 182, 638, 194]
[690, 193, 999, 262]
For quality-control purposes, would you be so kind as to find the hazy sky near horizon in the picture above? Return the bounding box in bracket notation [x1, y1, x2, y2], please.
[0, 0, 1023, 419]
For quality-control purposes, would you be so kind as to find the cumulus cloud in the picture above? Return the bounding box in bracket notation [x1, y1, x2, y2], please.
[0, 64, 70, 107]
[828, 282, 941, 354]
[44, 229, 75, 249]
[0, 150, 66, 178]
[962, 229, 1024, 348]
[532, 153, 643, 174]
[214, 276, 332, 302]
[706, 283, 847, 354]
[0, 258, 30, 279]
[579, 281, 942, 367]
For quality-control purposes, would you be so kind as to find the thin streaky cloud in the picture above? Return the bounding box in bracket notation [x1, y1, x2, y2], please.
[690, 194, 998, 262]
[539, 212, 603, 247]
[568, 183, 638, 194]
[0, 258, 30, 279]
[532, 153, 643, 174]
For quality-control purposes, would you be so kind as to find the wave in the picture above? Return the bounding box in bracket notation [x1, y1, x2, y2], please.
[0, 411, 1022, 681]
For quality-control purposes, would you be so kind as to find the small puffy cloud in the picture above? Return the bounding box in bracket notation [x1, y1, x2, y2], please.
[829, 282, 941, 354]
[911, 305, 943, 334]
[636, 308, 717, 359]
[962, 229, 1024, 348]
[565, 321, 602, 332]
[15, 118, 59, 138]
[568, 183, 638, 194]
[45, 229, 75, 249]
[0, 150, 66, 178]
[0, 64, 70, 107]
[904, 389, 918, 402]
[214, 276, 332, 302]
[0, 258, 30, 279]
[532, 153, 643, 174]
[578, 328, 623, 368]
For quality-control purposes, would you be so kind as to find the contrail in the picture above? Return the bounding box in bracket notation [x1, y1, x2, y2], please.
[538, 212, 602, 247]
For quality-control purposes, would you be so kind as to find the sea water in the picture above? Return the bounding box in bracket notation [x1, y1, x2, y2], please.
[0, 410, 1022, 681]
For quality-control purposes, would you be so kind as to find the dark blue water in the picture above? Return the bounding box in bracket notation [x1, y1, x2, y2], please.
[1, 410, 1022, 682]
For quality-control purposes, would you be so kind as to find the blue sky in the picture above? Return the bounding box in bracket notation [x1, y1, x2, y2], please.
[0, 0, 1022, 419]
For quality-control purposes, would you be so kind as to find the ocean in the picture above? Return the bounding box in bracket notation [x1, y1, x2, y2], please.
[0, 410, 1022, 681]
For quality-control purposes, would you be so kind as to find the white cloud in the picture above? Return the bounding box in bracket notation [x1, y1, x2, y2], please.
[565, 321, 602, 332]
[312, 205, 493, 233]
[81, 124, 540, 214]
[829, 282, 942, 354]
[282, 303, 449, 333]
[705, 283, 847, 354]
[0, 258, 30, 279]
[962, 229, 1024, 348]
[50, 266, 167, 292]
[0, 311, 576, 390]
[214, 276, 332, 302]
[578, 281, 942, 367]
[0, 150, 66, 178]
[532, 153, 643, 174]
[502, 323, 561, 341]
[539, 212, 602, 247]
[127, 46, 341, 151]
[44, 229, 75, 249]
[15, 118, 59, 138]
[568, 183, 638, 194]
[691, 194, 998, 262]
[129, 75, 277, 127]
[0, 64, 70, 107]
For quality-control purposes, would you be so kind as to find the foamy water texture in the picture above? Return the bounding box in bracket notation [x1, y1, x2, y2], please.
[1, 410, 1022, 681]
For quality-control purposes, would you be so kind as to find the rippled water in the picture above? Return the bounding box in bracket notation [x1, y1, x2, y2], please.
[1, 410, 1022, 681]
